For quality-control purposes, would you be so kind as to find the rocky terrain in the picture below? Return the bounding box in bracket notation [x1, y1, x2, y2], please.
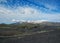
[0, 22, 60, 43]
[0, 29, 60, 43]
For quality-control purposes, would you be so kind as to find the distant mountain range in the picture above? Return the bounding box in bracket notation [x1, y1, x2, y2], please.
[12, 19, 48, 23]
[11, 20, 60, 26]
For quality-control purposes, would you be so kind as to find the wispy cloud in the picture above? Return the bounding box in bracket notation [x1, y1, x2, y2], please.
[0, 6, 60, 23]
[0, 0, 60, 23]
[28, 0, 60, 13]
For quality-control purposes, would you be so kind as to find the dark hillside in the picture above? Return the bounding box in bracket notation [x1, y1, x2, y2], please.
[0, 30, 60, 43]
[0, 22, 60, 43]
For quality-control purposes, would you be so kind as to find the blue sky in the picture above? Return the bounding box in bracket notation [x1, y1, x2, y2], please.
[0, 0, 60, 23]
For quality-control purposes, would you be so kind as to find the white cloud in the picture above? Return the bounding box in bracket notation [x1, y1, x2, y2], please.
[12, 19, 20, 22]
[0, 6, 40, 20]
[0, 5, 60, 23]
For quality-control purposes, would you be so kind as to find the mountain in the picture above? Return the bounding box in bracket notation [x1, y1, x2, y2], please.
[12, 20, 60, 26]
[12, 20, 48, 24]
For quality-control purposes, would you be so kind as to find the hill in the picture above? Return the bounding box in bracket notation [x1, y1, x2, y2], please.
[0, 22, 60, 43]
[0, 29, 60, 43]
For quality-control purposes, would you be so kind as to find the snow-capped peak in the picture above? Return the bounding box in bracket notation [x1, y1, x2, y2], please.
[12, 19, 48, 23]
